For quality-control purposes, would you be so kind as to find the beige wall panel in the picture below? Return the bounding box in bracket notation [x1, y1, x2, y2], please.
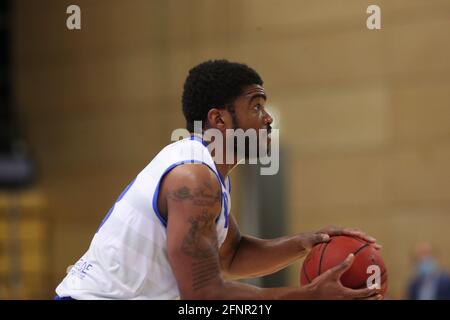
[288, 153, 389, 209]
[281, 85, 391, 151]
[389, 145, 450, 203]
[14, 56, 168, 113]
[237, 29, 386, 91]
[391, 80, 450, 143]
[13, 0, 165, 62]
[385, 17, 450, 76]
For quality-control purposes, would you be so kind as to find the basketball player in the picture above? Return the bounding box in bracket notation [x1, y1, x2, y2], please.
[55, 60, 382, 300]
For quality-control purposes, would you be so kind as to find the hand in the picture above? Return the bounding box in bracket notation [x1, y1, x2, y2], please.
[297, 232, 331, 252]
[306, 253, 383, 300]
[317, 225, 382, 250]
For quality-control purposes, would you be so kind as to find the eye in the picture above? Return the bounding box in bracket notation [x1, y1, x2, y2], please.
[253, 104, 263, 111]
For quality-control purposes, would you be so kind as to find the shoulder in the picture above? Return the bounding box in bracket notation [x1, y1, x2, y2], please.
[160, 163, 222, 214]
[165, 163, 220, 188]
[167, 138, 209, 155]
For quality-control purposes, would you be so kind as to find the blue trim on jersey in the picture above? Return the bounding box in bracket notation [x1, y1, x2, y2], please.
[152, 160, 225, 228]
[54, 295, 75, 300]
[96, 178, 136, 233]
[190, 134, 209, 147]
[223, 192, 229, 228]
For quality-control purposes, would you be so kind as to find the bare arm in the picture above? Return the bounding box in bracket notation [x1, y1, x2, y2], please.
[219, 215, 326, 279]
[219, 216, 381, 280]
[162, 164, 381, 300]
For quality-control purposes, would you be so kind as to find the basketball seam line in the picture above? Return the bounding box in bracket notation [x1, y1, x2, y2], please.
[353, 243, 370, 256]
[303, 262, 312, 284]
[318, 240, 331, 276]
[303, 243, 324, 284]
[346, 243, 374, 289]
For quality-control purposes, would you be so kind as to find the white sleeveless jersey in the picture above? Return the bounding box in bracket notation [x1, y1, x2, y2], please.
[55, 136, 231, 299]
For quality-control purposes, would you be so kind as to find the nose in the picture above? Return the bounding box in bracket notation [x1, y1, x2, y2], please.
[263, 110, 273, 126]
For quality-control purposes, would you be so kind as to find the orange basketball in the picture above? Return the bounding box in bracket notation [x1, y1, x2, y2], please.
[300, 235, 388, 297]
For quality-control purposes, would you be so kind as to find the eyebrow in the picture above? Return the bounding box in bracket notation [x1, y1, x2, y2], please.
[247, 93, 267, 104]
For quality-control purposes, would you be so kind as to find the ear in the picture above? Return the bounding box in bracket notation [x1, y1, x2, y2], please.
[206, 108, 227, 131]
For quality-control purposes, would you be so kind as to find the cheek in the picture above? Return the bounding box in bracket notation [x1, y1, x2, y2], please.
[224, 113, 238, 128]
[234, 110, 263, 129]
[253, 112, 266, 127]
[258, 113, 266, 122]
[249, 115, 265, 129]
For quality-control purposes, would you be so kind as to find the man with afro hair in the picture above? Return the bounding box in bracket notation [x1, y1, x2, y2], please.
[55, 60, 382, 300]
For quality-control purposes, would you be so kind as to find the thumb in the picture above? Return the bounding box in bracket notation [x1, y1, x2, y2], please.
[329, 253, 354, 280]
[313, 233, 330, 244]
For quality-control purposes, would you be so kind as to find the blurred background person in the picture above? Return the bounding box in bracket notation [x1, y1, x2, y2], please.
[407, 242, 450, 300]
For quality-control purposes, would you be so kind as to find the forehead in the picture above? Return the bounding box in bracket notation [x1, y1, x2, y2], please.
[239, 84, 267, 102]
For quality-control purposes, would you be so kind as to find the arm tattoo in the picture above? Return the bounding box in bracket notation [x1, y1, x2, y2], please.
[172, 186, 192, 200]
[181, 210, 221, 291]
[169, 184, 221, 207]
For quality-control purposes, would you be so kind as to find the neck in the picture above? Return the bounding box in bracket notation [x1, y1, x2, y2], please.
[189, 132, 240, 179]
[215, 162, 238, 179]
[212, 135, 241, 179]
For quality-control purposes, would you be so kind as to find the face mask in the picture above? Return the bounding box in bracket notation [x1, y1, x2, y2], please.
[416, 258, 437, 277]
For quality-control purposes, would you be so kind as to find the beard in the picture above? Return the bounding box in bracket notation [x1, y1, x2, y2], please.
[231, 121, 272, 162]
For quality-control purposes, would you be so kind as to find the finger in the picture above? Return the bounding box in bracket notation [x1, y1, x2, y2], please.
[349, 286, 382, 299]
[315, 233, 330, 244]
[301, 233, 330, 249]
[324, 227, 368, 241]
[318, 225, 339, 234]
[373, 243, 382, 250]
[359, 234, 377, 243]
[329, 254, 354, 279]
[320, 226, 340, 236]
[355, 294, 383, 300]
[306, 233, 330, 249]
[342, 228, 376, 243]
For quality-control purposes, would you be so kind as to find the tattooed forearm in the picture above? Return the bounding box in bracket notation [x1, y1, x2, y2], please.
[169, 184, 221, 207]
[181, 210, 221, 291]
[192, 259, 220, 290]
